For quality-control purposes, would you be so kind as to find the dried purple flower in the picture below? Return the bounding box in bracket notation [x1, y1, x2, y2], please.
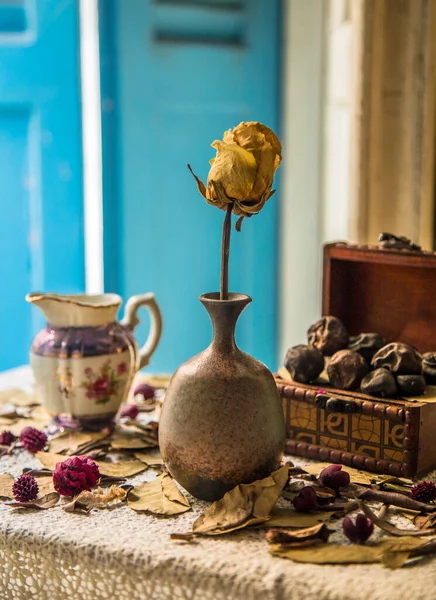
[12, 474, 39, 502]
[0, 430, 16, 446]
[53, 456, 100, 497]
[120, 404, 140, 420]
[410, 481, 436, 503]
[133, 382, 156, 400]
[292, 486, 320, 512]
[318, 464, 350, 491]
[20, 427, 48, 453]
[342, 513, 374, 544]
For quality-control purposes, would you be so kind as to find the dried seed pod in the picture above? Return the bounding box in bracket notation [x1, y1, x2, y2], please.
[327, 350, 369, 391]
[396, 375, 426, 397]
[348, 333, 385, 362]
[360, 368, 397, 398]
[371, 342, 422, 375]
[307, 316, 349, 356]
[422, 352, 436, 385]
[284, 345, 324, 384]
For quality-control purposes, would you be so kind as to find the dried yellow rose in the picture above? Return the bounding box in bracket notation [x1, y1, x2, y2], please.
[189, 121, 282, 227]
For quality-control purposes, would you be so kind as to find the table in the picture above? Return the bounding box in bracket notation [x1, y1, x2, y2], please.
[1, 367, 435, 600]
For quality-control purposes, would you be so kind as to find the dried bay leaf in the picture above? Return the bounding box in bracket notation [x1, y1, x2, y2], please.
[128, 473, 190, 515]
[302, 463, 374, 486]
[95, 459, 146, 477]
[6, 492, 60, 510]
[265, 507, 332, 528]
[49, 431, 93, 455]
[266, 523, 332, 548]
[193, 466, 289, 535]
[5, 419, 47, 437]
[134, 451, 164, 466]
[35, 451, 65, 471]
[0, 389, 38, 407]
[110, 431, 155, 450]
[358, 500, 436, 536]
[36, 476, 56, 496]
[270, 536, 427, 566]
[0, 473, 14, 498]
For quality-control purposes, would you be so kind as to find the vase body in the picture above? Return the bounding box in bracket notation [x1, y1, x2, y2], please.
[159, 292, 286, 501]
[26, 292, 162, 430]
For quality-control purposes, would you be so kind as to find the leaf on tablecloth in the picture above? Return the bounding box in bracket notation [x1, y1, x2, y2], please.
[193, 466, 289, 535]
[6, 492, 60, 510]
[49, 431, 94, 455]
[0, 473, 14, 498]
[270, 536, 427, 566]
[35, 451, 65, 471]
[134, 451, 164, 467]
[35, 476, 56, 496]
[265, 507, 332, 528]
[128, 473, 191, 515]
[0, 389, 39, 407]
[302, 463, 374, 486]
[110, 430, 156, 450]
[266, 523, 332, 548]
[4, 419, 46, 437]
[414, 513, 436, 530]
[95, 459, 147, 477]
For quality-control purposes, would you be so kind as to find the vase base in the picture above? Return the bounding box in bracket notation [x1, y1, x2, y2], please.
[52, 412, 116, 432]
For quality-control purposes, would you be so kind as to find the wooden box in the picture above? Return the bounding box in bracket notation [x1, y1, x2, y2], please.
[276, 242, 436, 479]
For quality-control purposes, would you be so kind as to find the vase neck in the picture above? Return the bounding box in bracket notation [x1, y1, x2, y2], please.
[200, 292, 252, 353]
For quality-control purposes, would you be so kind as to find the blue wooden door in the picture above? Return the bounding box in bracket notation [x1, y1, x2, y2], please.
[0, 0, 84, 370]
[101, 0, 281, 372]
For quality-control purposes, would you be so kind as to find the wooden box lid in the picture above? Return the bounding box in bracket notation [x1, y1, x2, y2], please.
[323, 242, 436, 353]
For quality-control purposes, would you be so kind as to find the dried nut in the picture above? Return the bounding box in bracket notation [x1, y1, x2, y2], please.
[284, 345, 324, 384]
[327, 350, 369, 391]
[307, 316, 349, 356]
[396, 375, 426, 397]
[422, 352, 436, 385]
[360, 368, 397, 398]
[348, 333, 385, 362]
[371, 342, 422, 375]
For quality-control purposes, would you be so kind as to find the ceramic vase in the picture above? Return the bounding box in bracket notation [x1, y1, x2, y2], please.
[159, 292, 285, 501]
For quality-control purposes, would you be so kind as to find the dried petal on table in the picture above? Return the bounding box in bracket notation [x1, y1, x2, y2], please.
[134, 451, 164, 467]
[266, 523, 332, 548]
[95, 459, 147, 478]
[127, 473, 191, 515]
[270, 536, 427, 566]
[70, 485, 127, 510]
[49, 431, 94, 455]
[193, 466, 289, 535]
[0, 473, 14, 498]
[6, 491, 60, 510]
[265, 507, 332, 528]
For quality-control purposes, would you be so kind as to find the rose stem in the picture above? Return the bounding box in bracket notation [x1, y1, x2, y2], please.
[220, 203, 233, 300]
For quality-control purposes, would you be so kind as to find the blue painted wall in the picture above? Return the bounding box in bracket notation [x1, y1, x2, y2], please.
[100, 0, 281, 374]
[0, 0, 84, 370]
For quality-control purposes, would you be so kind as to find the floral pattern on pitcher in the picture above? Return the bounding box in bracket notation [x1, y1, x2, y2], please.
[80, 360, 128, 405]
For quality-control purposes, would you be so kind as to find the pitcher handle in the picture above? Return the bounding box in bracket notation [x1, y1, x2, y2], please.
[121, 293, 163, 370]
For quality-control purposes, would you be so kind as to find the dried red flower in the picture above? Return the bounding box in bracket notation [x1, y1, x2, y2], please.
[410, 481, 436, 503]
[12, 474, 39, 502]
[53, 456, 100, 497]
[120, 404, 139, 420]
[292, 486, 320, 512]
[133, 382, 156, 400]
[20, 427, 47, 453]
[342, 514, 374, 544]
[318, 464, 350, 491]
[0, 430, 16, 446]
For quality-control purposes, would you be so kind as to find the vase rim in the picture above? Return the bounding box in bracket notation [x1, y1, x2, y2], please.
[199, 292, 252, 304]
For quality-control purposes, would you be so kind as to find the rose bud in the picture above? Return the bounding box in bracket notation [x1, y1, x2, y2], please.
[318, 464, 350, 491]
[189, 121, 281, 228]
[120, 404, 139, 420]
[53, 456, 100, 497]
[133, 382, 156, 400]
[292, 486, 321, 512]
[342, 514, 374, 544]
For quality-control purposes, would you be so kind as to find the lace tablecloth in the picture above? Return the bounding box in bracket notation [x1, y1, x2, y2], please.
[1, 367, 435, 600]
